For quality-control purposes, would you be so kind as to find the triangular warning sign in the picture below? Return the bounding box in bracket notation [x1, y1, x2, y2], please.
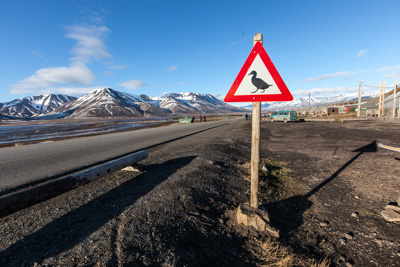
[224, 41, 293, 102]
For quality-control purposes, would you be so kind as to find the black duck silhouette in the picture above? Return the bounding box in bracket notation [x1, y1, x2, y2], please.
[248, 70, 272, 93]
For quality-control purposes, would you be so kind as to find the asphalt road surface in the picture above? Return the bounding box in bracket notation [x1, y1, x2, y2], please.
[0, 120, 236, 194]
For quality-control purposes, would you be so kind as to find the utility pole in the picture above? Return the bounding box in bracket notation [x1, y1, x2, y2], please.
[308, 92, 311, 116]
[357, 80, 363, 117]
[250, 33, 262, 208]
[378, 82, 382, 117]
[382, 82, 386, 117]
[398, 84, 400, 119]
[393, 81, 397, 118]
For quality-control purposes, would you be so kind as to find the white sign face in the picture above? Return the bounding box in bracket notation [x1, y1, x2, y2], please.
[224, 41, 293, 102]
[233, 55, 282, 96]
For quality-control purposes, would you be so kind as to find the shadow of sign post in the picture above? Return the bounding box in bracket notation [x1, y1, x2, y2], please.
[304, 140, 377, 199]
[266, 141, 378, 239]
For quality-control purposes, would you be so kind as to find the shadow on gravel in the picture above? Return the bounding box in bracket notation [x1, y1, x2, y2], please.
[0, 156, 196, 266]
[265, 141, 378, 255]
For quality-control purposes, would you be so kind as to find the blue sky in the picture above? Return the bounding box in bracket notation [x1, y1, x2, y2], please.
[1, 0, 399, 105]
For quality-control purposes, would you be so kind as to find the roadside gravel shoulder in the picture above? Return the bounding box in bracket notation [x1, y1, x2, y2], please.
[1, 120, 398, 266]
[0, 121, 257, 266]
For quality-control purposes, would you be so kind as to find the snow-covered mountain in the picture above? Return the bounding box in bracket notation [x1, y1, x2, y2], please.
[51, 88, 169, 118]
[264, 96, 323, 110]
[158, 96, 197, 114]
[154, 92, 244, 114]
[0, 89, 246, 120]
[47, 89, 246, 119]
[2, 89, 382, 120]
[241, 92, 380, 111]
[0, 94, 77, 117]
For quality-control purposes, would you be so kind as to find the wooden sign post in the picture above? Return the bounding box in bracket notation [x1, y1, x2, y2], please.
[224, 33, 293, 209]
[251, 33, 262, 208]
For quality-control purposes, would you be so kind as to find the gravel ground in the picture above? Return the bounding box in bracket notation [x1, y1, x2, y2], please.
[260, 120, 400, 267]
[0, 120, 399, 266]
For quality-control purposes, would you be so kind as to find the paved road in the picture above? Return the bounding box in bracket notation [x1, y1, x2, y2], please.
[0, 120, 236, 193]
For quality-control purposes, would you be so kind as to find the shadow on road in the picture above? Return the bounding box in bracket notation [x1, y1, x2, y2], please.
[265, 141, 378, 250]
[0, 156, 196, 266]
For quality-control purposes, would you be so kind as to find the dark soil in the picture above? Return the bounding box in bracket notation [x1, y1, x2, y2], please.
[0, 120, 399, 266]
[259, 120, 400, 267]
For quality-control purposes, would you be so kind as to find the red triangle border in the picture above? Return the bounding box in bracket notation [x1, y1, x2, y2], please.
[224, 41, 293, 102]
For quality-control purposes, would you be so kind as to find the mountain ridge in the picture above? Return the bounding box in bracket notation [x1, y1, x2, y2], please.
[0, 94, 77, 118]
[240, 92, 380, 111]
[1, 88, 246, 119]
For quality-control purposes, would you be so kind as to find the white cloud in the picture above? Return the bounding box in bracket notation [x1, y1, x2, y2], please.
[384, 73, 400, 79]
[109, 64, 129, 70]
[291, 86, 384, 99]
[166, 65, 178, 72]
[10, 86, 105, 97]
[303, 71, 353, 83]
[66, 24, 111, 63]
[212, 93, 221, 97]
[31, 50, 44, 59]
[10, 23, 111, 95]
[292, 87, 356, 97]
[119, 79, 147, 90]
[178, 82, 186, 86]
[303, 65, 400, 84]
[356, 50, 369, 57]
[212, 93, 223, 100]
[10, 63, 94, 94]
[378, 65, 400, 79]
[103, 70, 115, 76]
[378, 65, 400, 72]
[45, 86, 107, 96]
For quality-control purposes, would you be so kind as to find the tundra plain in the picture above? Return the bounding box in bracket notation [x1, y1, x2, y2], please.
[0, 120, 399, 266]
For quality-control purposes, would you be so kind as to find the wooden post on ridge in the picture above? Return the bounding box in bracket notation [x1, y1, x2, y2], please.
[378, 82, 382, 117]
[357, 80, 363, 117]
[251, 33, 262, 208]
[398, 84, 400, 119]
[382, 82, 386, 117]
[393, 81, 397, 118]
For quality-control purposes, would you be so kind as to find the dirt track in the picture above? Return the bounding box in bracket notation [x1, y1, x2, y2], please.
[0, 120, 399, 266]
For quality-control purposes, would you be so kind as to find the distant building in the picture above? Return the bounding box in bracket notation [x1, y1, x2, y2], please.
[327, 107, 339, 115]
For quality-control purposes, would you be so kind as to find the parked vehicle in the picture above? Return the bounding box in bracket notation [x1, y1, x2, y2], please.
[270, 111, 297, 123]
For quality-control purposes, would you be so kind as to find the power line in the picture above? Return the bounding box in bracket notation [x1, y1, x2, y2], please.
[362, 84, 399, 89]
[361, 85, 381, 88]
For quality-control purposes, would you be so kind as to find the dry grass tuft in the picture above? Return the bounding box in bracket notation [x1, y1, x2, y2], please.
[240, 158, 330, 267]
[243, 233, 330, 267]
[253, 237, 330, 267]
